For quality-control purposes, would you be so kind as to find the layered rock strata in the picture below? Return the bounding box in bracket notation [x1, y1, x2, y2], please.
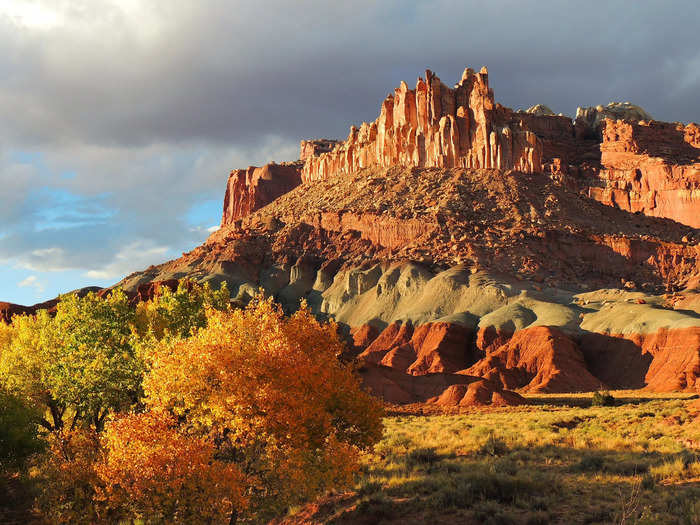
[585, 119, 700, 228]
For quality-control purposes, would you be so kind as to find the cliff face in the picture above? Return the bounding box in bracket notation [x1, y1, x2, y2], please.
[221, 162, 302, 226]
[301, 67, 543, 182]
[219, 65, 699, 231]
[585, 119, 700, 227]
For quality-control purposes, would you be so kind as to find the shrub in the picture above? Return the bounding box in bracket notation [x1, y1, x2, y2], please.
[405, 447, 440, 469]
[571, 454, 604, 473]
[592, 391, 616, 407]
[478, 434, 508, 457]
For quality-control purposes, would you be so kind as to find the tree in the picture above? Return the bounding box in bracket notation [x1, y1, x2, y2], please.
[33, 429, 103, 524]
[96, 411, 246, 524]
[133, 279, 230, 340]
[143, 295, 384, 521]
[0, 290, 143, 431]
[0, 389, 44, 471]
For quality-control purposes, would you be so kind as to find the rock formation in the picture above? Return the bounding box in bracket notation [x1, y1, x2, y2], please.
[525, 104, 556, 116]
[218, 66, 699, 232]
[575, 101, 653, 137]
[301, 67, 543, 181]
[222, 162, 303, 226]
[299, 139, 341, 161]
[12, 64, 698, 404]
[585, 119, 700, 227]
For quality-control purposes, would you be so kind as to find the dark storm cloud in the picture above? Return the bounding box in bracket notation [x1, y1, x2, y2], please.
[0, 0, 698, 281]
[2, 1, 698, 150]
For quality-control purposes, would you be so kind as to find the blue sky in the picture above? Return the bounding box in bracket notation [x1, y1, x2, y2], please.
[1, 1, 699, 305]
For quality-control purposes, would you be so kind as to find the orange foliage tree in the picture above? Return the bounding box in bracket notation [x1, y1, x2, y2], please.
[96, 411, 246, 524]
[142, 295, 384, 522]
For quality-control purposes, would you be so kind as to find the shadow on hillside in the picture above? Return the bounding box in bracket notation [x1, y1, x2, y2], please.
[522, 393, 696, 408]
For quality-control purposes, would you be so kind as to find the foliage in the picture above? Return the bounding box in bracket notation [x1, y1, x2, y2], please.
[133, 279, 230, 340]
[592, 390, 616, 407]
[1, 287, 382, 523]
[0, 290, 142, 431]
[143, 295, 384, 521]
[33, 429, 102, 524]
[96, 411, 246, 524]
[0, 389, 44, 470]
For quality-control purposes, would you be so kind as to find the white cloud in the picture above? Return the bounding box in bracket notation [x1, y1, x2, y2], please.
[85, 241, 170, 280]
[17, 274, 45, 294]
[0, 1, 65, 30]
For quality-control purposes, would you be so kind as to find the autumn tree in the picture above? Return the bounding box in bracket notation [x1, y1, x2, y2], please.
[96, 411, 246, 524]
[132, 279, 230, 340]
[0, 389, 44, 471]
[142, 295, 384, 522]
[33, 429, 103, 524]
[0, 290, 143, 431]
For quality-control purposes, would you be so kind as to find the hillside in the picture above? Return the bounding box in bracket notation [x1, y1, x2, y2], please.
[10, 64, 700, 404]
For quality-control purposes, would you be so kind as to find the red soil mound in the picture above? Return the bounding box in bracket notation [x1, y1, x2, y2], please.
[357, 362, 522, 407]
[358, 321, 475, 375]
[465, 326, 603, 393]
[580, 327, 700, 392]
[427, 381, 525, 407]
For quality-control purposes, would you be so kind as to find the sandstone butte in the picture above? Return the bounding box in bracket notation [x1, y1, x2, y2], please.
[222, 66, 700, 229]
[6, 65, 700, 408]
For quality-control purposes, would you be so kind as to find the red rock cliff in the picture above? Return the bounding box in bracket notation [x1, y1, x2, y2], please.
[587, 119, 700, 228]
[221, 162, 302, 226]
[301, 67, 543, 182]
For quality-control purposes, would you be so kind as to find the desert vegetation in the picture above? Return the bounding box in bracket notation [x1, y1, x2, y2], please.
[0, 282, 383, 523]
[288, 393, 700, 524]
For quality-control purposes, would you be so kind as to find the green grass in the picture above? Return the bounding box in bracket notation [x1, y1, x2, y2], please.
[298, 392, 700, 524]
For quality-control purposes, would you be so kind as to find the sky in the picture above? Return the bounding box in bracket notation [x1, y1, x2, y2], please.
[1, 0, 699, 305]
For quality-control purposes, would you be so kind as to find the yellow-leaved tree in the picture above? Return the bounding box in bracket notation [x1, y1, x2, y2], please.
[134, 295, 384, 523]
[0, 290, 141, 431]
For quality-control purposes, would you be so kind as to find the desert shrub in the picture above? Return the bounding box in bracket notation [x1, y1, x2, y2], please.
[355, 492, 395, 521]
[592, 391, 616, 407]
[478, 434, 508, 457]
[571, 454, 604, 472]
[492, 457, 518, 475]
[405, 447, 440, 469]
[357, 479, 383, 497]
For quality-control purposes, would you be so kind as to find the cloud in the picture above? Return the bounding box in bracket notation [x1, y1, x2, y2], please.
[17, 274, 45, 295]
[85, 241, 170, 280]
[0, 1, 699, 300]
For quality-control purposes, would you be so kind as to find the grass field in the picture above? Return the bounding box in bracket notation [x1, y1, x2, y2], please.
[284, 392, 700, 525]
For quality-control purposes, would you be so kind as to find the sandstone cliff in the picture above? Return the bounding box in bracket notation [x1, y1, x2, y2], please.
[218, 65, 699, 231]
[221, 162, 303, 226]
[301, 67, 543, 181]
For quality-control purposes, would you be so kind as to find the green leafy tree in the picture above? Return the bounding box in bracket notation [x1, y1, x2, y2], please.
[0, 290, 143, 431]
[133, 279, 230, 340]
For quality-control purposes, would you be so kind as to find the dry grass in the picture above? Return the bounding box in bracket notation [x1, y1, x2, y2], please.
[288, 391, 700, 524]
